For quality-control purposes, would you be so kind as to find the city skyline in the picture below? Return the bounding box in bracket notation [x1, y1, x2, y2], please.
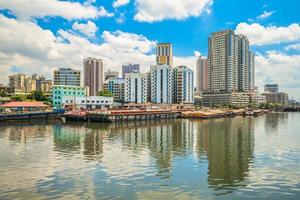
[0, 0, 299, 99]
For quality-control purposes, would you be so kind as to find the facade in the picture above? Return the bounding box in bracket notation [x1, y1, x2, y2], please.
[265, 84, 279, 93]
[262, 92, 289, 105]
[150, 64, 173, 104]
[83, 57, 104, 96]
[247, 93, 266, 105]
[202, 92, 250, 107]
[104, 70, 119, 81]
[25, 77, 37, 93]
[122, 64, 140, 78]
[103, 78, 125, 103]
[249, 52, 255, 91]
[238, 35, 250, 92]
[41, 80, 53, 93]
[125, 72, 148, 104]
[208, 30, 239, 92]
[173, 65, 194, 104]
[9, 73, 26, 92]
[196, 56, 208, 94]
[54, 68, 81, 86]
[62, 96, 113, 109]
[52, 85, 87, 108]
[156, 43, 173, 67]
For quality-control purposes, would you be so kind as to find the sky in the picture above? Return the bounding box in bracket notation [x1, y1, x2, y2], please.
[0, 0, 300, 100]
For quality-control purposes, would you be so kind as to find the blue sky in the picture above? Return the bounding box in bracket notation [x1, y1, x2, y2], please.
[0, 0, 300, 99]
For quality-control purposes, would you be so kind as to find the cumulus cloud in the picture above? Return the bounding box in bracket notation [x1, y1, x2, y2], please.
[257, 10, 276, 20]
[255, 51, 300, 98]
[235, 23, 300, 45]
[0, 14, 195, 86]
[72, 21, 98, 37]
[0, 0, 113, 20]
[113, 0, 130, 8]
[285, 43, 300, 51]
[134, 0, 213, 22]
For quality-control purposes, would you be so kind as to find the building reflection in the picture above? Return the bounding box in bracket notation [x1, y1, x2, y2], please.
[195, 117, 254, 192]
[264, 112, 288, 133]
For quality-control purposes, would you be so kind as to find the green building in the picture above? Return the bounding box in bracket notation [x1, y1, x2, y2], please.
[52, 85, 87, 108]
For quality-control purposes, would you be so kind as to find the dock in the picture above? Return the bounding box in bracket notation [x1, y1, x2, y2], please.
[0, 111, 63, 123]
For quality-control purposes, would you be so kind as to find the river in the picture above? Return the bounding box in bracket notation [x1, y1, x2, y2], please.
[0, 113, 300, 199]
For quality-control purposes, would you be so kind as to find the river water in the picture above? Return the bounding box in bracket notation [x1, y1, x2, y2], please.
[0, 113, 300, 199]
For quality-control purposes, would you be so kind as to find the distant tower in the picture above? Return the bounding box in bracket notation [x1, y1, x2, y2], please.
[249, 52, 255, 91]
[156, 43, 173, 67]
[83, 57, 103, 96]
[196, 56, 208, 94]
[122, 64, 140, 78]
[53, 68, 81, 86]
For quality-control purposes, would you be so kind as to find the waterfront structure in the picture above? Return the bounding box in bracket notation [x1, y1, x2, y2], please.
[265, 84, 279, 93]
[249, 52, 255, 91]
[156, 43, 173, 67]
[83, 57, 104, 96]
[262, 92, 289, 105]
[173, 65, 194, 104]
[125, 72, 149, 104]
[9, 73, 26, 92]
[52, 85, 88, 108]
[0, 101, 49, 111]
[150, 64, 173, 104]
[208, 30, 239, 92]
[238, 35, 250, 92]
[103, 78, 125, 103]
[54, 68, 81, 86]
[122, 64, 140, 78]
[202, 92, 250, 107]
[196, 56, 208, 94]
[104, 70, 119, 81]
[62, 96, 113, 109]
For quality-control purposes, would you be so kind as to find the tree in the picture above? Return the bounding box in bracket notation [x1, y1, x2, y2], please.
[96, 90, 113, 97]
[0, 90, 8, 97]
[27, 90, 48, 101]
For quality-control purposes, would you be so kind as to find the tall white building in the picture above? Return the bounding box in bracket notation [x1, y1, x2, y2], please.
[196, 56, 208, 94]
[208, 30, 239, 92]
[249, 51, 255, 91]
[173, 66, 194, 104]
[150, 64, 173, 104]
[83, 57, 104, 96]
[125, 72, 148, 104]
[238, 35, 250, 92]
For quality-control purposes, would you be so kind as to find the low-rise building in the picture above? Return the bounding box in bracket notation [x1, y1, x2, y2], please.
[262, 92, 289, 105]
[52, 85, 88, 108]
[202, 92, 250, 107]
[62, 96, 113, 110]
[247, 93, 267, 105]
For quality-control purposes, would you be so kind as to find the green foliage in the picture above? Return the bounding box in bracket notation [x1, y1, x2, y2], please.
[0, 90, 8, 97]
[11, 95, 27, 101]
[26, 90, 48, 101]
[96, 90, 113, 97]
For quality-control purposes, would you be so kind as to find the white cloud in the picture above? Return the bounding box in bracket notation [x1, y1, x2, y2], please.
[0, 0, 113, 20]
[257, 10, 276, 20]
[255, 51, 300, 98]
[72, 21, 98, 37]
[235, 23, 300, 45]
[134, 0, 213, 22]
[113, 0, 130, 8]
[285, 43, 300, 51]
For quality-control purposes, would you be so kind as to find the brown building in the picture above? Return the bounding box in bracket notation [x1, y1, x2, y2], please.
[83, 57, 104, 96]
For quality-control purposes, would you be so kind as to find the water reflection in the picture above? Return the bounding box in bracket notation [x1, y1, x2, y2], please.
[1, 114, 299, 200]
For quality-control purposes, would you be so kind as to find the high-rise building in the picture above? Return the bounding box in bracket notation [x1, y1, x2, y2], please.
[208, 30, 239, 92]
[103, 78, 125, 103]
[196, 56, 208, 94]
[25, 77, 36, 93]
[156, 43, 173, 67]
[83, 57, 104, 96]
[104, 70, 119, 81]
[265, 84, 278, 93]
[249, 52, 255, 91]
[238, 35, 250, 92]
[54, 68, 81, 86]
[122, 64, 140, 78]
[173, 65, 194, 104]
[150, 64, 173, 104]
[125, 72, 148, 104]
[9, 73, 26, 92]
[41, 80, 53, 93]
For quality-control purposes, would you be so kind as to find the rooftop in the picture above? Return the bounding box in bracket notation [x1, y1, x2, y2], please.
[0, 101, 49, 108]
